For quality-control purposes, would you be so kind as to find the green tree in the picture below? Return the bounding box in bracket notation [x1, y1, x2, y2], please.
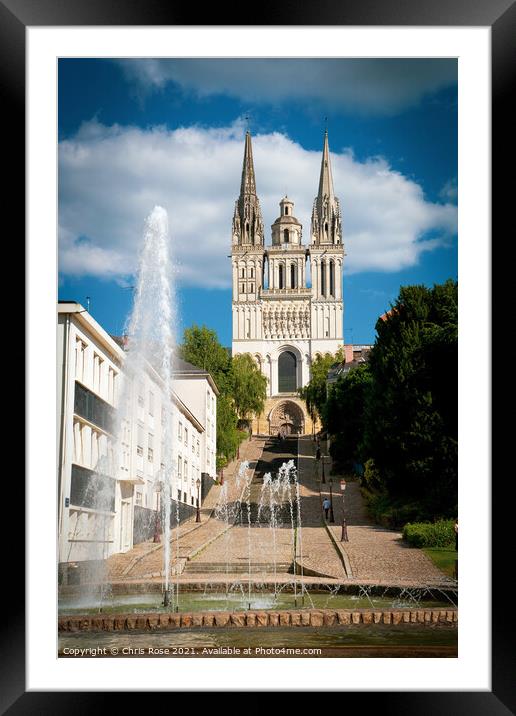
[299, 348, 345, 425]
[363, 280, 458, 518]
[231, 353, 267, 427]
[323, 363, 372, 470]
[178, 325, 241, 469]
[215, 394, 242, 470]
[179, 325, 232, 391]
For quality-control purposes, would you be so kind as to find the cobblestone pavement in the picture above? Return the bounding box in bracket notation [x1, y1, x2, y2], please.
[315, 440, 454, 587]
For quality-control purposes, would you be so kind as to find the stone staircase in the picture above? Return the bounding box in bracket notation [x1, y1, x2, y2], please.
[183, 561, 293, 574]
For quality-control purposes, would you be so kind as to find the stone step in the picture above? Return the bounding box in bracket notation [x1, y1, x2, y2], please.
[183, 561, 293, 574]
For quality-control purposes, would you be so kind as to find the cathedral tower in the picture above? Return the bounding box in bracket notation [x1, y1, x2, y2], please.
[309, 130, 344, 342]
[231, 129, 344, 436]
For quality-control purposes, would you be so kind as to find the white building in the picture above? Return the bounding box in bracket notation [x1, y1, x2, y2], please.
[231, 130, 345, 435]
[57, 302, 217, 570]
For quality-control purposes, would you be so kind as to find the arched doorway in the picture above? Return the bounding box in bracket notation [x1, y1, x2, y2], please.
[278, 350, 297, 393]
[269, 401, 305, 436]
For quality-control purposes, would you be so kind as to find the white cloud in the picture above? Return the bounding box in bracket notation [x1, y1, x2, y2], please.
[118, 59, 457, 115]
[58, 119, 457, 288]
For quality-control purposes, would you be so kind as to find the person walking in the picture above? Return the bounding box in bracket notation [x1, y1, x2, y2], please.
[322, 497, 331, 520]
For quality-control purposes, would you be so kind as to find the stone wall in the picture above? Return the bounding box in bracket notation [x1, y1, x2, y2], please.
[59, 607, 458, 632]
[133, 501, 196, 545]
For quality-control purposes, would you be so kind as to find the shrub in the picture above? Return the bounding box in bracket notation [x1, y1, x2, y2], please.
[361, 458, 382, 491]
[403, 519, 455, 548]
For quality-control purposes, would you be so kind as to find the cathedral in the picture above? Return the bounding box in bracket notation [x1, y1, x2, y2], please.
[231, 130, 344, 436]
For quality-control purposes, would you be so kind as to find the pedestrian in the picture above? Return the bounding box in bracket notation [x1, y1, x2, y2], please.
[322, 497, 331, 520]
[454, 519, 458, 551]
[316, 446, 321, 462]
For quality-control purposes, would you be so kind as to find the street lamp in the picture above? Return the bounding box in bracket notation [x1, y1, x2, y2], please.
[321, 453, 326, 484]
[340, 480, 348, 542]
[196, 478, 201, 523]
[328, 477, 335, 523]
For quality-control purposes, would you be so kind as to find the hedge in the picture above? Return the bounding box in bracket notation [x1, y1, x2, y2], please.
[403, 520, 456, 548]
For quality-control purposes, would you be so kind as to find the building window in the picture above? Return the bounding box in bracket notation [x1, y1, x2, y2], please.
[284, 206, 288, 215]
[178, 455, 182, 478]
[290, 264, 296, 289]
[178, 422, 183, 440]
[177, 490, 181, 502]
[184, 427, 188, 447]
[250, 268, 254, 278]
[197, 440, 200, 457]
[321, 260, 326, 296]
[148, 434, 154, 463]
[135, 492, 142, 506]
[278, 351, 297, 393]
[283, 229, 289, 243]
[329, 261, 335, 297]
[241, 284, 245, 294]
[250, 283, 254, 293]
[246, 318, 251, 338]
[241, 268, 245, 278]
[278, 264, 284, 289]
[184, 460, 188, 479]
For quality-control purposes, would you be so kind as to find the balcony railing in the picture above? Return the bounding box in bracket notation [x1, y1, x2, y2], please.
[260, 287, 311, 297]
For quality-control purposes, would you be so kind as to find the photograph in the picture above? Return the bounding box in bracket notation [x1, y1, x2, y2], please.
[56, 57, 459, 659]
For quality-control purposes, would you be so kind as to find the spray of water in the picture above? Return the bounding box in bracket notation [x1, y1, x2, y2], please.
[120, 206, 177, 607]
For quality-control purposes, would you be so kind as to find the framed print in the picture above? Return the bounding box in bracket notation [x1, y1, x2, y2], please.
[4, 0, 511, 709]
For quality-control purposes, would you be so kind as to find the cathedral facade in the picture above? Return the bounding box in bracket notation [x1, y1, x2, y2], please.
[231, 130, 344, 436]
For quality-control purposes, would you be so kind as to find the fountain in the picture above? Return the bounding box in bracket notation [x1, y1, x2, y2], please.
[118, 205, 178, 608]
[58, 208, 457, 656]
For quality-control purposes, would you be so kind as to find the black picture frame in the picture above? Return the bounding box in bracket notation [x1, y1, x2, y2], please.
[5, 0, 510, 709]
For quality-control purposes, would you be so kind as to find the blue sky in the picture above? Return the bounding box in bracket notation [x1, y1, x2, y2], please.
[58, 59, 457, 346]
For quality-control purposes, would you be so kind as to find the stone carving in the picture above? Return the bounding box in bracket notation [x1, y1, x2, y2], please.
[262, 305, 311, 339]
[269, 400, 304, 435]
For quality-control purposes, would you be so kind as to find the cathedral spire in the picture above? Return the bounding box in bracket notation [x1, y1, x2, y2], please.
[232, 131, 264, 246]
[317, 129, 335, 208]
[311, 130, 341, 245]
[240, 130, 257, 197]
